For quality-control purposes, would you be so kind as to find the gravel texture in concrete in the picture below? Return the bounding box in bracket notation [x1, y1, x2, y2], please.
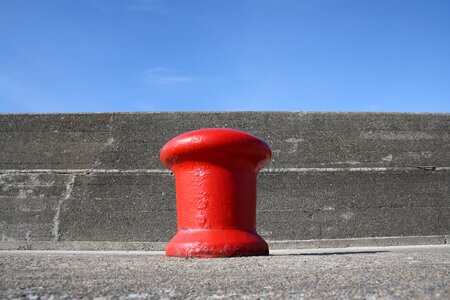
[1, 245, 449, 299]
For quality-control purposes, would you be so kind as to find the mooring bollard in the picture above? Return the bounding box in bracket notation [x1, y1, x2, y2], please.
[160, 128, 272, 258]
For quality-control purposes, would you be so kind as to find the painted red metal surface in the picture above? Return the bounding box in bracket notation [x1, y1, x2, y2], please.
[160, 128, 272, 258]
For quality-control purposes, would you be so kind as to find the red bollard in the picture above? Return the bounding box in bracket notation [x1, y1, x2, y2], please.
[160, 128, 271, 258]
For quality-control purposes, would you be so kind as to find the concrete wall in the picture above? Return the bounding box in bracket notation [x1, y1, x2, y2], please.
[1, 112, 449, 249]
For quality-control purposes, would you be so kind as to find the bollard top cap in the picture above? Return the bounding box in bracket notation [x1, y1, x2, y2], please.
[160, 128, 272, 171]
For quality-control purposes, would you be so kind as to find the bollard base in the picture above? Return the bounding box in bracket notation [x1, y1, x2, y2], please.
[166, 229, 269, 258]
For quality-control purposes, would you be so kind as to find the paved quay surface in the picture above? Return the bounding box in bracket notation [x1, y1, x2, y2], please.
[1, 245, 449, 299]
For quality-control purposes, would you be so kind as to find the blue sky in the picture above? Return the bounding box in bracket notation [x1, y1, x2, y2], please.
[1, 0, 449, 112]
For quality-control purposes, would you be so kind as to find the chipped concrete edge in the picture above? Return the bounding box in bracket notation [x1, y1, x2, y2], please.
[1, 167, 450, 174]
[0, 235, 447, 251]
[0, 241, 168, 251]
[267, 235, 448, 250]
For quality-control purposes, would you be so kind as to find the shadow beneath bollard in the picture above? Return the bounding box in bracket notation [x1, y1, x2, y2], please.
[271, 250, 389, 257]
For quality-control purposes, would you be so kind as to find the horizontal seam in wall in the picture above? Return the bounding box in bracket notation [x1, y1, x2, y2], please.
[0, 169, 173, 174]
[257, 206, 450, 212]
[1, 167, 450, 175]
[263, 167, 450, 173]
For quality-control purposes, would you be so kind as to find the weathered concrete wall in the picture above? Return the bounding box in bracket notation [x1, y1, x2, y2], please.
[1, 112, 449, 248]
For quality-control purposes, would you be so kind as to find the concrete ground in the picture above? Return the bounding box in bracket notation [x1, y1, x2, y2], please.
[0, 245, 449, 299]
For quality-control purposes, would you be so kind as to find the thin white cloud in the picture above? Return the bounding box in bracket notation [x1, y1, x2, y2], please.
[0, 72, 59, 112]
[140, 67, 194, 85]
[125, 0, 167, 13]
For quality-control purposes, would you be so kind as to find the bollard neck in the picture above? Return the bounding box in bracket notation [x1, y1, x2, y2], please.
[160, 128, 272, 172]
